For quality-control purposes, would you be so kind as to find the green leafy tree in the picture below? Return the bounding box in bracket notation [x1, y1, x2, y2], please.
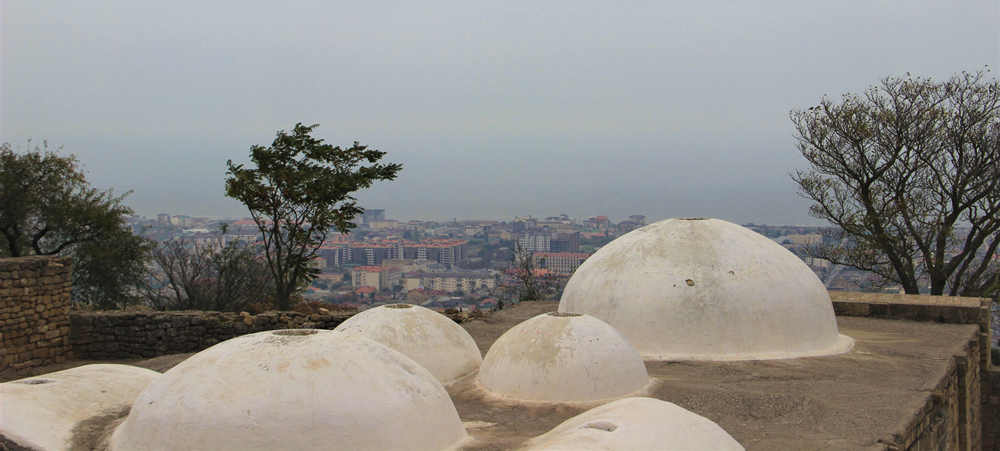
[225, 123, 402, 310]
[0, 141, 150, 308]
[792, 70, 1000, 296]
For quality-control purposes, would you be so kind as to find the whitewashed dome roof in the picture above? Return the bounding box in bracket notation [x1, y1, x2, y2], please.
[0, 364, 159, 451]
[523, 397, 744, 451]
[478, 312, 648, 402]
[335, 303, 483, 384]
[559, 218, 853, 360]
[110, 329, 468, 451]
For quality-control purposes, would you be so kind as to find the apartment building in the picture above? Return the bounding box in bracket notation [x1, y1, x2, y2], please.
[532, 252, 590, 274]
[550, 232, 580, 253]
[347, 241, 403, 265]
[515, 233, 550, 252]
[401, 239, 467, 265]
[351, 266, 401, 290]
[402, 271, 496, 292]
[785, 234, 823, 246]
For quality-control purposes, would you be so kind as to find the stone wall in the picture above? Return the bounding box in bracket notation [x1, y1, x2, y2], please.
[984, 371, 1000, 451]
[0, 256, 73, 371]
[70, 310, 355, 360]
[883, 332, 981, 451]
[830, 291, 993, 451]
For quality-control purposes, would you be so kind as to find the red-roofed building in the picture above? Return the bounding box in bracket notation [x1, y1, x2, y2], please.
[353, 286, 377, 299]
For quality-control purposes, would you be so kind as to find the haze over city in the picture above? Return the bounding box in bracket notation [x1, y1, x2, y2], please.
[2, 1, 998, 224]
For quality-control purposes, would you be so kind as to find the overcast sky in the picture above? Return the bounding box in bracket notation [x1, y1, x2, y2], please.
[2, 1, 998, 225]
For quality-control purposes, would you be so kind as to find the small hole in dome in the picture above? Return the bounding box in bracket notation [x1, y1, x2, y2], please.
[686, 279, 695, 286]
[580, 421, 618, 432]
[679, 217, 709, 220]
[272, 329, 319, 336]
[15, 379, 54, 385]
[385, 304, 413, 309]
[549, 312, 582, 317]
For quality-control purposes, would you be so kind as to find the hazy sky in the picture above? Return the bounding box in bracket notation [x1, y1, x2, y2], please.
[3, 1, 998, 225]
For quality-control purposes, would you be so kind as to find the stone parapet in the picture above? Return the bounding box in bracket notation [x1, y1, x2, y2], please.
[831, 291, 995, 451]
[0, 256, 74, 370]
[830, 291, 992, 374]
[70, 310, 354, 360]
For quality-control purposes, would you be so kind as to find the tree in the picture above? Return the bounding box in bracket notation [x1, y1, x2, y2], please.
[225, 123, 402, 310]
[792, 70, 1000, 296]
[140, 232, 274, 312]
[0, 141, 150, 308]
[498, 240, 567, 305]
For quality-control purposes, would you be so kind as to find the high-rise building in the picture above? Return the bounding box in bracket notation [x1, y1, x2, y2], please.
[347, 241, 403, 266]
[516, 233, 550, 252]
[360, 209, 385, 224]
[550, 232, 580, 253]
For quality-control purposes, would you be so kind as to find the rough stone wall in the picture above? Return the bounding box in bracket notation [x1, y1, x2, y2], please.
[831, 291, 991, 451]
[984, 371, 1000, 451]
[0, 256, 73, 370]
[71, 310, 354, 360]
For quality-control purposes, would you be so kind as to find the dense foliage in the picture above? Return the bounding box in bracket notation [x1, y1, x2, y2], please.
[0, 141, 150, 309]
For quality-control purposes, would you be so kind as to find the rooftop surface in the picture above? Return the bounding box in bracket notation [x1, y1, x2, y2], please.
[456, 302, 978, 451]
[1, 301, 980, 451]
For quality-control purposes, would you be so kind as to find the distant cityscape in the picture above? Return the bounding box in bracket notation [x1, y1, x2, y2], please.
[126, 210, 913, 314]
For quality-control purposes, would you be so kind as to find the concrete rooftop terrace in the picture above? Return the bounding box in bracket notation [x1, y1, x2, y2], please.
[3, 300, 983, 451]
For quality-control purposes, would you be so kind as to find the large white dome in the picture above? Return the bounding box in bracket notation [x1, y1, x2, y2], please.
[559, 218, 853, 360]
[110, 330, 468, 451]
[335, 303, 482, 384]
[522, 397, 744, 451]
[478, 312, 648, 402]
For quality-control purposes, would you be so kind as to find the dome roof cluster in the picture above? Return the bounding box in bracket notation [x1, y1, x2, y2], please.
[6, 218, 857, 450]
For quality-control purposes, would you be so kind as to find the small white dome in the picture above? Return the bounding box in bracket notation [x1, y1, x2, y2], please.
[560, 218, 853, 360]
[523, 397, 744, 450]
[478, 312, 648, 402]
[335, 303, 482, 384]
[0, 364, 159, 451]
[110, 330, 467, 451]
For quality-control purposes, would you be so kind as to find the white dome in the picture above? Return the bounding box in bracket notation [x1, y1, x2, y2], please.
[478, 312, 648, 402]
[110, 330, 468, 451]
[560, 218, 853, 360]
[522, 397, 744, 451]
[335, 303, 482, 384]
[0, 364, 159, 451]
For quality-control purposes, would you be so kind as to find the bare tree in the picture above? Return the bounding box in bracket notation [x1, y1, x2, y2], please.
[494, 241, 567, 306]
[141, 233, 274, 311]
[792, 70, 1000, 296]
